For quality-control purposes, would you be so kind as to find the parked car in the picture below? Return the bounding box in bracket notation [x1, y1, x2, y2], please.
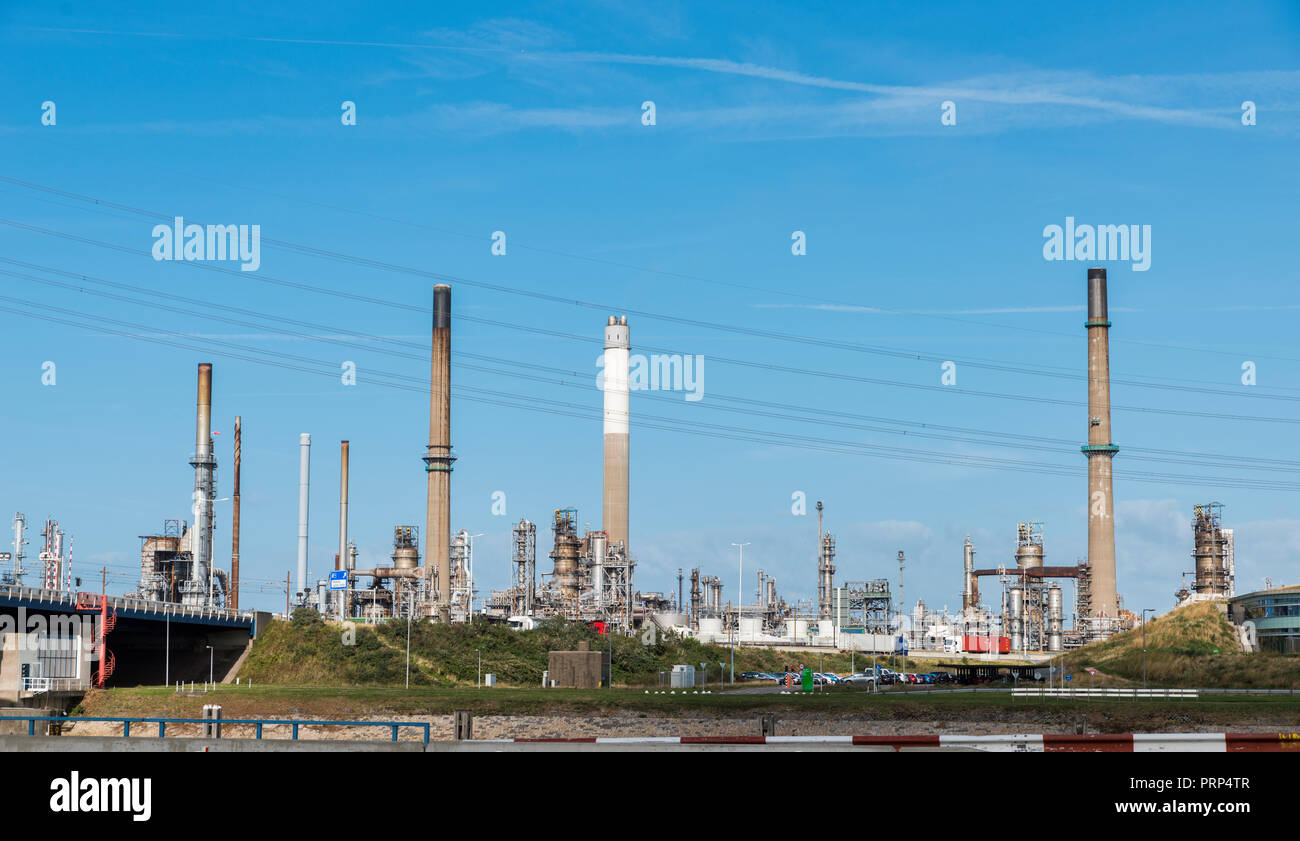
[816, 673, 841, 684]
[739, 671, 766, 681]
[841, 672, 879, 686]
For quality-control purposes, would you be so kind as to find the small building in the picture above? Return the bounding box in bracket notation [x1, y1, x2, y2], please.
[546, 641, 609, 688]
[1229, 584, 1300, 654]
[936, 662, 1048, 684]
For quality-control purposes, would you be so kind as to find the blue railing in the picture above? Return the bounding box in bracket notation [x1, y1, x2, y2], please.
[0, 716, 430, 745]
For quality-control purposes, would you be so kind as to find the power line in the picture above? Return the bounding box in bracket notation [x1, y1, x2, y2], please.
[3, 296, 1298, 492]
[9, 261, 1300, 473]
[1, 179, 1298, 399]
[2, 238, 1297, 428]
[7, 167, 1300, 367]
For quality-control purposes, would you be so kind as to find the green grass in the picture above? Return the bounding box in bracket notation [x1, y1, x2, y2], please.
[1062, 600, 1300, 689]
[77, 682, 1300, 732]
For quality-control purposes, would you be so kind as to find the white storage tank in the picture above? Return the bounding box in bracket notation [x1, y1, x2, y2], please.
[697, 616, 724, 641]
[786, 619, 811, 640]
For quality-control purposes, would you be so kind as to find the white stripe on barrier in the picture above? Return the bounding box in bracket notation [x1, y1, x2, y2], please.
[1132, 733, 1226, 752]
[940, 734, 1045, 752]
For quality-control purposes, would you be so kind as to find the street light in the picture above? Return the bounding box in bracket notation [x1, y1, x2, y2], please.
[1141, 608, 1155, 690]
[467, 533, 484, 619]
[729, 542, 750, 683]
[476, 648, 482, 689]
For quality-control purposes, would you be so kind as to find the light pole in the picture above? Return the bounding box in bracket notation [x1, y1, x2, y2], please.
[476, 648, 482, 689]
[405, 605, 412, 689]
[467, 533, 484, 620]
[730, 542, 750, 683]
[1141, 608, 1155, 690]
[206, 645, 214, 687]
[205, 498, 231, 606]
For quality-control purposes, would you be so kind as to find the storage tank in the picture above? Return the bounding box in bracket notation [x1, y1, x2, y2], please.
[654, 611, 689, 630]
[391, 526, 420, 569]
[697, 616, 723, 640]
[589, 531, 608, 596]
[1008, 583, 1024, 651]
[1015, 543, 1044, 569]
[1015, 521, 1045, 569]
[738, 616, 763, 640]
[1047, 585, 1063, 652]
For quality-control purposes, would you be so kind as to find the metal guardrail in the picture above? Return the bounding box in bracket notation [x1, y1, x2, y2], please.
[0, 716, 431, 745]
[0, 584, 253, 624]
[20, 677, 83, 695]
[1013, 688, 1198, 699]
[853, 684, 1295, 697]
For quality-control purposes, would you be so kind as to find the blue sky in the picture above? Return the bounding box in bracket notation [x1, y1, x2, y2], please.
[1, 2, 1298, 618]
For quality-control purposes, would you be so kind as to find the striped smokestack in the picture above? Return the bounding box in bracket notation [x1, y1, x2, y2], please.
[602, 315, 630, 552]
[424, 284, 455, 621]
[1083, 268, 1119, 617]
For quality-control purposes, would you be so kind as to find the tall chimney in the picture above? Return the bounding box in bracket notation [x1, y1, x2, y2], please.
[230, 415, 241, 610]
[338, 439, 349, 619]
[296, 433, 310, 605]
[424, 284, 455, 621]
[1083, 268, 1119, 617]
[188, 362, 217, 606]
[602, 315, 630, 552]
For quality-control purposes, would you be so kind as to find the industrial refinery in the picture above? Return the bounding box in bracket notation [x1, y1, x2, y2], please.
[9, 264, 1267, 663]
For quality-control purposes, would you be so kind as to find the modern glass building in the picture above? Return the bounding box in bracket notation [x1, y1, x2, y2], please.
[1229, 585, 1300, 654]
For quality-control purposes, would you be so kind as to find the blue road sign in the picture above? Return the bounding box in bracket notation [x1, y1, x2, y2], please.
[329, 570, 348, 591]
[1065, 674, 1072, 681]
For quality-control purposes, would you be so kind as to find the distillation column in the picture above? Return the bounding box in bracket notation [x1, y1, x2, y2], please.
[187, 363, 217, 607]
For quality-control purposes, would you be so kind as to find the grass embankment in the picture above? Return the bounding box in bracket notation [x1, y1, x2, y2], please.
[237, 610, 955, 689]
[1062, 600, 1300, 689]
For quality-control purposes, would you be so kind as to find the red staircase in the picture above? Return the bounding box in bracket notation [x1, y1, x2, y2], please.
[77, 593, 117, 687]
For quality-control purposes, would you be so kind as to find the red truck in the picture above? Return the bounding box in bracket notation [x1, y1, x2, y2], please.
[962, 635, 1010, 653]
